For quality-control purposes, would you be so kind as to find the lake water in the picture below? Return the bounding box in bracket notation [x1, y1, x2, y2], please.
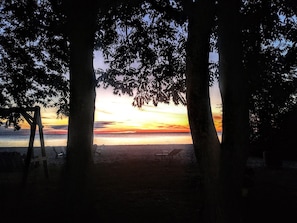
[0, 132, 193, 147]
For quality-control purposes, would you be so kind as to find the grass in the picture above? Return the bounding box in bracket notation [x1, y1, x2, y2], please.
[1, 159, 297, 223]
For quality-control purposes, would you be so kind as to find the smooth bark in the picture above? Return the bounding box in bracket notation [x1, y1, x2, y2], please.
[62, 0, 98, 217]
[218, 0, 249, 222]
[187, 0, 249, 222]
[185, 0, 222, 222]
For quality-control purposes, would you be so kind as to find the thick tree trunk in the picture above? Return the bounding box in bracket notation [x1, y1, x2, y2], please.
[218, 0, 249, 222]
[185, 1, 222, 222]
[62, 0, 98, 218]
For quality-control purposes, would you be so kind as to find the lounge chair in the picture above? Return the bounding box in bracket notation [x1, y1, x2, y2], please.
[155, 148, 182, 160]
[93, 144, 103, 157]
[53, 147, 66, 159]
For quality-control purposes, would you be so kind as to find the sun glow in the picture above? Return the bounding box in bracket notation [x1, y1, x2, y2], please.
[15, 84, 222, 136]
[95, 88, 190, 133]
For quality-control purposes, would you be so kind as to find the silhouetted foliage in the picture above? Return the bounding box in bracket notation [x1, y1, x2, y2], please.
[96, 1, 297, 139]
[96, 1, 188, 107]
[0, 0, 69, 115]
[0, 108, 21, 130]
[1, 1, 296, 136]
[241, 0, 297, 144]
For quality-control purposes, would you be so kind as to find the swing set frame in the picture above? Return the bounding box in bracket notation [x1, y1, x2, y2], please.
[0, 106, 48, 184]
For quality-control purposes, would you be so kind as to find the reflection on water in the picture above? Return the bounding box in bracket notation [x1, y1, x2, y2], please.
[0, 132, 193, 147]
[0, 132, 223, 147]
[94, 133, 193, 145]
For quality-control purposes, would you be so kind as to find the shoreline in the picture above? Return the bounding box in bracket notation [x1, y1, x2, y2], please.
[0, 144, 197, 165]
[0, 132, 194, 147]
[1, 144, 297, 168]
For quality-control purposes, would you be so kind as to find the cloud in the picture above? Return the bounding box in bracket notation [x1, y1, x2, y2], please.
[42, 121, 119, 135]
[94, 121, 116, 129]
[0, 125, 30, 136]
[212, 114, 222, 132]
[41, 114, 57, 120]
[96, 109, 113, 115]
[48, 125, 68, 130]
[165, 124, 189, 129]
[156, 124, 190, 132]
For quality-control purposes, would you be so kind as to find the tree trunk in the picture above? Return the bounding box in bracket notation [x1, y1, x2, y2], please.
[218, 0, 249, 222]
[185, 1, 222, 222]
[62, 0, 98, 218]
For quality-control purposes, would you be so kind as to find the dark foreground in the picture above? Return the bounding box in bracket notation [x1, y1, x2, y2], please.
[1, 159, 297, 223]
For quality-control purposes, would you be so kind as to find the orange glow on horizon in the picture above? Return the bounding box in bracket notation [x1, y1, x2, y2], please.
[18, 109, 221, 135]
[213, 114, 222, 133]
[15, 87, 222, 136]
[93, 126, 190, 134]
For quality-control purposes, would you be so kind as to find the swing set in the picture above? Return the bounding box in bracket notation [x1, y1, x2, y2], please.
[0, 106, 48, 184]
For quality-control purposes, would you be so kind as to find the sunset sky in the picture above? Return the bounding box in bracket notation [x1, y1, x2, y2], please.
[39, 83, 222, 135]
[38, 50, 222, 135]
[2, 52, 222, 136]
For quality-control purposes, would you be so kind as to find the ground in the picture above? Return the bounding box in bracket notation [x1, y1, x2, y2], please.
[1, 158, 297, 223]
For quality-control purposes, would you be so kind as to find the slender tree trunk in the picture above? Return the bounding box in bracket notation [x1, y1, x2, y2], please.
[62, 0, 98, 218]
[185, 1, 222, 222]
[218, 0, 249, 222]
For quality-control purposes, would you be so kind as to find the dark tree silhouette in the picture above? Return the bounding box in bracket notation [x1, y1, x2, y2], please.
[241, 0, 297, 146]
[0, 0, 147, 218]
[217, 0, 249, 222]
[1, 0, 297, 222]
[184, 1, 221, 222]
[98, 1, 297, 222]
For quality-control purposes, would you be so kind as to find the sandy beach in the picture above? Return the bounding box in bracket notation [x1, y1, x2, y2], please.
[0, 144, 197, 165]
[1, 144, 297, 223]
[1, 144, 296, 168]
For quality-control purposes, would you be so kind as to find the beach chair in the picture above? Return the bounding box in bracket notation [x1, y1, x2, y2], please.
[155, 149, 182, 161]
[93, 144, 103, 157]
[53, 147, 66, 159]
